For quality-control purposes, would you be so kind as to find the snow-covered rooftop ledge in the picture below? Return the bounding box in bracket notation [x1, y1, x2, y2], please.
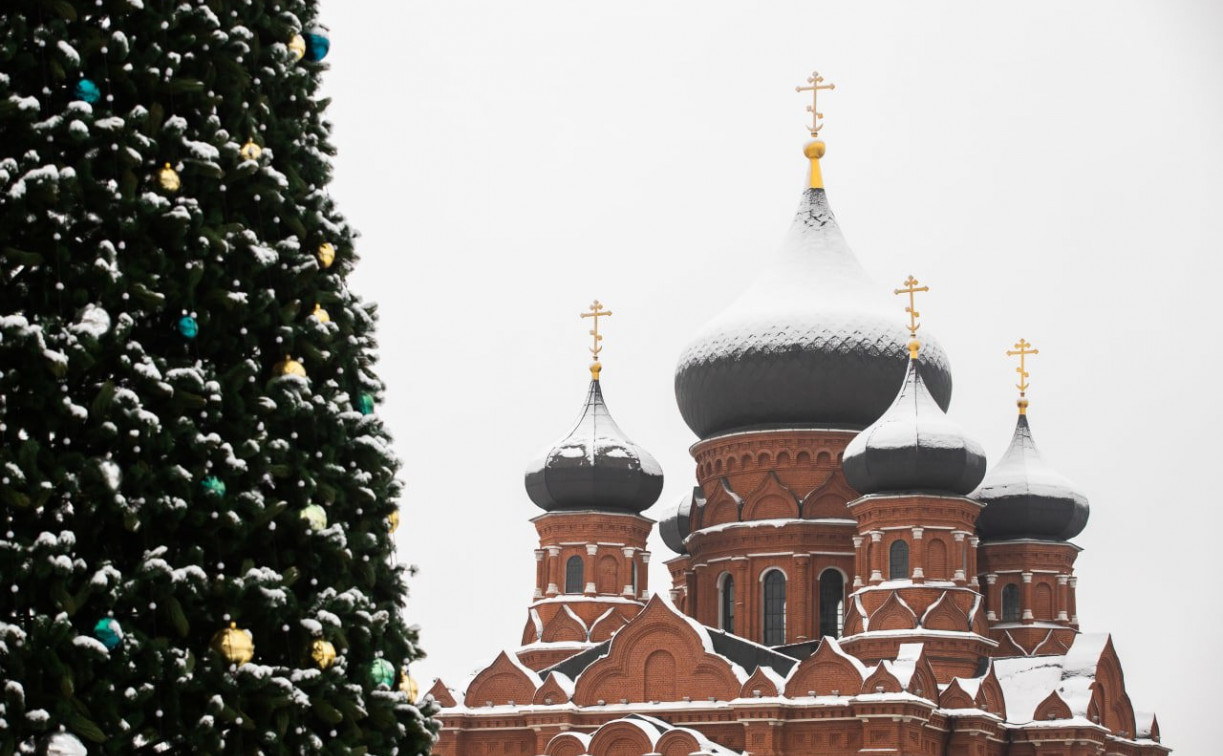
[937, 707, 1004, 721]
[689, 425, 861, 451]
[531, 595, 644, 607]
[989, 621, 1070, 631]
[853, 579, 963, 592]
[978, 538, 1083, 551]
[516, 641, 596, 651]
[842, 628, 999, 645]
[439, 691, 944, 716]
[847, 493, 982, 508]
[686, 517, 857, 541]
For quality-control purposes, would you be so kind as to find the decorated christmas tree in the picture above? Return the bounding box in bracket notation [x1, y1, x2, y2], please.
[0, 2, 436, 753]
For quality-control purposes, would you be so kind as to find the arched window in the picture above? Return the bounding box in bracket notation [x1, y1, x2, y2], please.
[719, 573, 735, 634]
[564, 555, 584, 594]
[818, 568, 845, 639]
[889, 540, 909, 580]
[1002, 583, 1021, 622]
[762, 570, 786, 646]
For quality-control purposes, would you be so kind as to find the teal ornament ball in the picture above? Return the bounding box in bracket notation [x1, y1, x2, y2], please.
[177, 315, 198, 339]
[93, 617, 123, 650]
[303, 25, 330, 62]
[370, 658, 395, 688]
[74, 78, 101, 104]
[357, 393, 375, 415]
[202, 475, 226, 497]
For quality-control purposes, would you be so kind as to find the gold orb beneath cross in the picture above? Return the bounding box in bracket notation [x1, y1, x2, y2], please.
[312, 303, 331, 323]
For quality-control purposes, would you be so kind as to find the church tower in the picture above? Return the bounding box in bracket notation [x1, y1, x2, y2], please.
[973, 344, 1090, 657]
[837, 301, 993, 681]
[517, 302, 663, 670]
[663, 78, 956, 648]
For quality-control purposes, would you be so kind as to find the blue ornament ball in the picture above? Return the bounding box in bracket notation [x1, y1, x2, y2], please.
[94, 617, 123, 650]
[357, 393, 375, 415]
[177, 315, 199, 339]
[74, 78, 101, 104]
[370, 658, 396, 688]
[303, 25, 330, 62]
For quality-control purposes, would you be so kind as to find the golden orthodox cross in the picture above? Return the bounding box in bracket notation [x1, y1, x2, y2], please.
[796, 71, 836, 137]
[580, 300, 613, 362]
[893, 275, 929, 335]
[1006, 338, 1039, 396]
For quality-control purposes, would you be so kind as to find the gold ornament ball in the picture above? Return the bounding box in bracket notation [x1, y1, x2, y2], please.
[289, 34, 307, 60]
[317, 242, 336, 269]
[388, 509, 400, 534]
[310, 639, 337, 669]
[275, 356, 307, 378]
[312, 303, 331, 323]
[211, 622, 254, 666]
[158, 163, 181, 192]
[240, 139, 263, 161]
[301, 503, 328, 531]
[400, 670, 419, 701]
[803, 140, 827, 159]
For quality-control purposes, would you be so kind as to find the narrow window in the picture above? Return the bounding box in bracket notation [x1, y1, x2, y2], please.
[889, 540, 909, 580]
[818, 568, 845, 638]
[631, 560, 638, 595]
[1002, 583, 1021, 622]
[564, 555, 584, 594]
[719, 573, 735, 634]
[762, 570, 786, 646]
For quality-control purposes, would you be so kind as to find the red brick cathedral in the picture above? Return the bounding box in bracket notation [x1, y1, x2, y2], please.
[430, 99, 1167, 756]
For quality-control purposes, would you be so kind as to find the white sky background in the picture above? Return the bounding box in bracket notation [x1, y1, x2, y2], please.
[319, 2, 1222, 751]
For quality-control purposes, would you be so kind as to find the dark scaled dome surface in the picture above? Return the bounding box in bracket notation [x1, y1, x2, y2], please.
[675, 186, 953, 439]
[973, 413, 1089, 541]
[658, 488, 699, 555]
[843, 356, 985, 495]
[525, 376, 663, 514]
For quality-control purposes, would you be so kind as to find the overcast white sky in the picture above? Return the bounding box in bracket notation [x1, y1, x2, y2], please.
[319, 2, 1222, 751]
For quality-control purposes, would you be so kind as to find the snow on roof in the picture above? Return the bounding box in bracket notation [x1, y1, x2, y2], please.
[994, 633, 1108, 725]
[844, 359, 981, 454]
[688, 517, 856, 541]
[973, 415, 1087, 505]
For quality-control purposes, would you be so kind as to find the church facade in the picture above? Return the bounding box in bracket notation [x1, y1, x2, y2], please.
[428, 99, 1167, 756]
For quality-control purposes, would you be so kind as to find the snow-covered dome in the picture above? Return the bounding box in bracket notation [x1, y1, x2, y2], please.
[674, 145, 952, 439]
[973, 412, 1089, 541]
[843, 353, 985, 496]
[658, 488, 696, 554]
[525, 367, 664, 514]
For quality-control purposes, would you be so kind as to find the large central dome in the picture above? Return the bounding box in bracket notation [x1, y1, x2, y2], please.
[675, 149, 953, 439]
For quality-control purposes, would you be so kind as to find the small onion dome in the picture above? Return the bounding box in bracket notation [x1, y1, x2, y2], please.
[973, 413, 1089, 541]
[843, 355, 985, 496]
[675, 182, 953, 439]
[525, 374, 663, 513]
[659, 488, 697, 554]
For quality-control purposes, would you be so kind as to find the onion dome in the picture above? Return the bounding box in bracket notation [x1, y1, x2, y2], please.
[843, 348, 985, 496]
[973, 412, 1089, 541]
[659, 488, 698, 555]
[525, 363, 664, 513]
[674, 141, 953, 439]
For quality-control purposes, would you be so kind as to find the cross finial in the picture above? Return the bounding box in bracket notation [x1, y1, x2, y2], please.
[795, 71, 836, 138]
[893, 276, 930, 359]
[579, 300, 613, 379]
[1006, 338, 1039, 414]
